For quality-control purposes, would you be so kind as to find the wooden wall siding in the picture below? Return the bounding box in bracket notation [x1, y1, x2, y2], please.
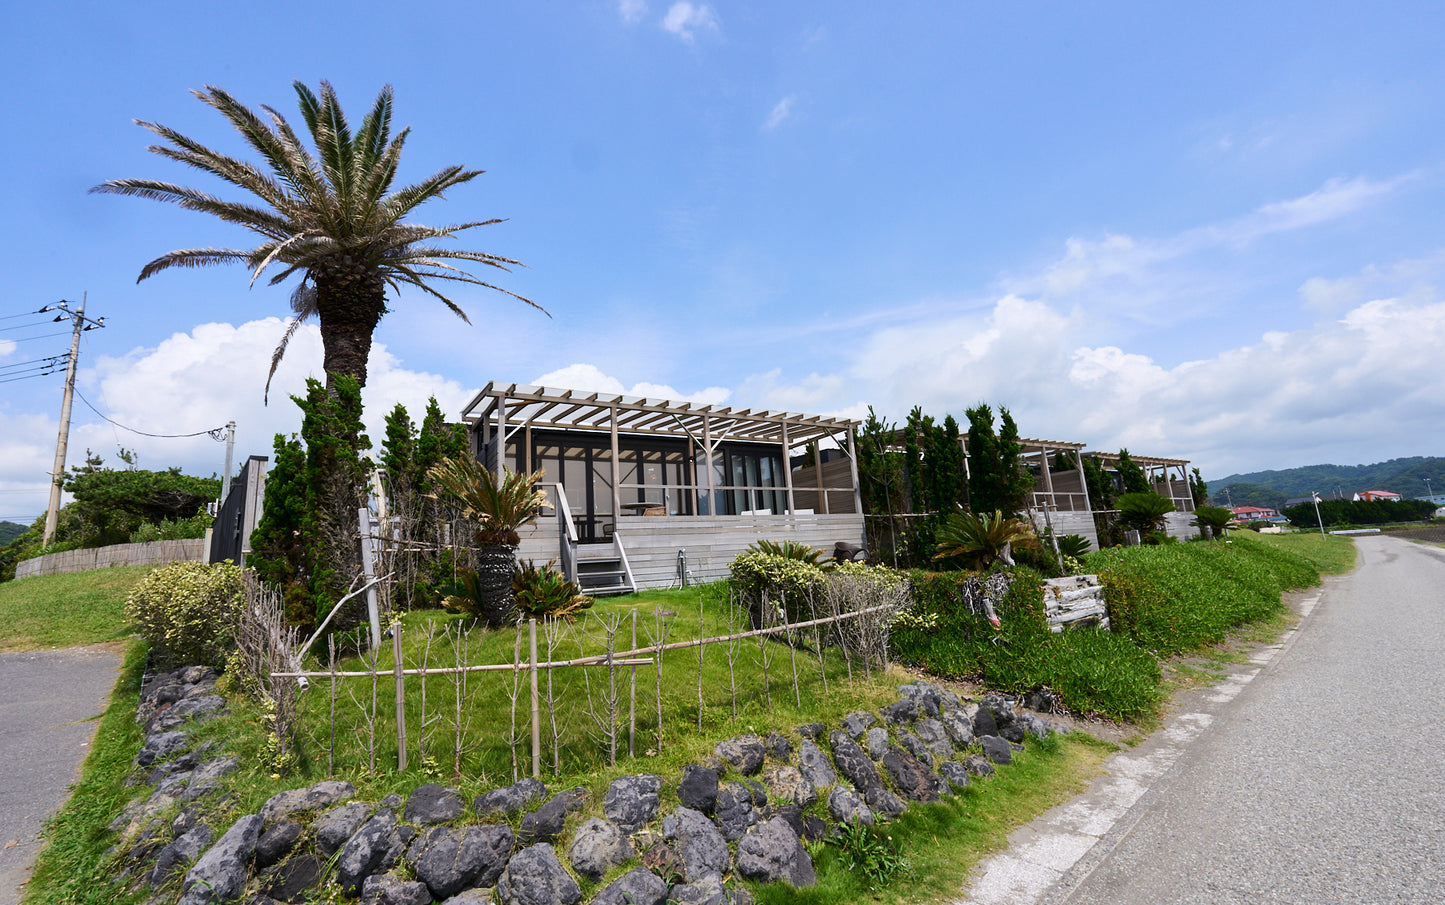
[1027, 508, 1100, 552]
[790, 458, 859, 514]
[516, 514, 865, 590]
[1158, 480, 1196, 511]
[14, 539, 207, 580]
[1163, 510, 1199, 541]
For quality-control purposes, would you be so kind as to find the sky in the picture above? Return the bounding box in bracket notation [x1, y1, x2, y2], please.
[3, 1, 1444, 522]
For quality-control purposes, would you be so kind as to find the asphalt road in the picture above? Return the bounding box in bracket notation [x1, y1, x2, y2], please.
[0, 645, 122, 905]
[962, 534, 1445, 904]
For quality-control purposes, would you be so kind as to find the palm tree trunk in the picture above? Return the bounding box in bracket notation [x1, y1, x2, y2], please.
[317, 274, 385, 388]
[475, 543, 518, 627]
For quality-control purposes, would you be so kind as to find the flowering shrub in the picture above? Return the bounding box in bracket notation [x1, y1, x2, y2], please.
[125, 560, 244, 668]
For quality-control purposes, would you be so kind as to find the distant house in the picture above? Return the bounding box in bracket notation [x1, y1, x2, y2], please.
[1231, 505, 1280, 522]
[1353, 490, 1402, 502]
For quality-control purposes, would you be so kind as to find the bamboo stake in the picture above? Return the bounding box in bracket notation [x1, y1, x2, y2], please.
[607, 616, 618, 767]
[696, 593, 705, 730]
[368, 646, 378, 776]
[530, 618, 541, 780]
[418, 623, 434, 767]
[271, 603, 893, 680]
[327, 635, 336, 776]
[545, 617, 561, 776]
[508, 623, 523, 782]
[394, 621, 407, 772]
[629, 609, 637, 758]
[725, 590, 740, 718]
[782, 595, 801, 708]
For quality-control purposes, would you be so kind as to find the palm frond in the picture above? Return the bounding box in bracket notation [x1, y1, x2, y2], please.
[137, 249, 253, 281]
[264, 314, 310, 404]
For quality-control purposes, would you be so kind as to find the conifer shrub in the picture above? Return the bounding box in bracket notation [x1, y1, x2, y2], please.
[124, 560, 245, 668]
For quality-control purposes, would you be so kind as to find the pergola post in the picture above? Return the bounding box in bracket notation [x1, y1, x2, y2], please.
[847, 426, 863, 517]
[813, 441, 829, 514]
[782, 420, 796, 516]
[494, 393, 507, 480]
[702, 415, 715, 515]
[610, 405, 622, 520]
[1076, 453, 1093, 515]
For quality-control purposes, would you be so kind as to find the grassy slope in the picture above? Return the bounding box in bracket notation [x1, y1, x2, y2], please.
[0, 567, 150, 651]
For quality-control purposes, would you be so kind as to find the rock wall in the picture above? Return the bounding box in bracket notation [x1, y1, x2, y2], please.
[112, 667, 1063, 905]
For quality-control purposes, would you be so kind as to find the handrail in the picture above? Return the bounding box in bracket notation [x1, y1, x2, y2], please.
[539, 482, 579, 583]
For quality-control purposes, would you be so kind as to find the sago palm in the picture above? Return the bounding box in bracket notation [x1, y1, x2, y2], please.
[93, 81, 544, 398]
[428, 456, 547, 627]
[1117, 492, 1177, 534]
[933, 509, 1031, 571]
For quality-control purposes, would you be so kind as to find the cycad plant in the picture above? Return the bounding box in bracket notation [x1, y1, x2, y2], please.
[513, 560, 593, 621]
[746, 538, 833, 570]
[1117, 492, 1177, 536]
[932, 509, 1032, 571]
[1191, 505, 1234, 539]
[427, 456, 547, 626]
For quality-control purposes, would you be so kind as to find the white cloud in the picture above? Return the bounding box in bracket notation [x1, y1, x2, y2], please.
[729, 287, 1445, 479]
[1009, 174, 1412, 318]
[618, 0, 646, 25]
[661, 2, 718, 42]
[0, 319, 475, 523]
[531, 363, 730, 406]
[1208, 174, 1412, 248]
[764, 95, 795, 130]
[0, 338, 15, 358]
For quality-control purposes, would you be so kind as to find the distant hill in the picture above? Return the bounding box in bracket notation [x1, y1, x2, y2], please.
[0, 521, 27, 546]
[1211, 456, 1445, 508]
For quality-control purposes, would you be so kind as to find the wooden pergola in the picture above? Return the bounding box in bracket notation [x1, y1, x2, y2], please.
[1085, 451, 1196, 512]
[459, 382, 864, 518]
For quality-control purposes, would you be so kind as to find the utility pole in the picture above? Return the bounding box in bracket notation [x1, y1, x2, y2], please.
[42, 295, 105, 546]
[220, 420, 237, 501]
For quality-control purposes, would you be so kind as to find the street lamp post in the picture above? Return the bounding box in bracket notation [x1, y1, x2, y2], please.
[1311, 491, 1326, 538]
[1425, 477, 1434, 500]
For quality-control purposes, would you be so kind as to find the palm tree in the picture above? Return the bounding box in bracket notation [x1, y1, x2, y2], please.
[92, 81, 545, 397]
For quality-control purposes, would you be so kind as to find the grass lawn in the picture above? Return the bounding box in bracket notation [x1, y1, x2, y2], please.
[0, 567, 150, 651]
[1239, 529, 1357, 575]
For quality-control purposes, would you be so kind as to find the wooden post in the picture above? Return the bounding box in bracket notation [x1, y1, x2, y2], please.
[782, 420, 796, 515]
[394, 621, 407, 772]
[358, 508, 382, 651]
[610, 405, 622, 526]
[847, 424, 863, 520]
[813, 442, 829, 514]
[529, 618, 541, 780]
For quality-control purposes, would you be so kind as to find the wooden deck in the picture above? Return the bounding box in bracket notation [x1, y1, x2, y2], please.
[516, 512, 866, 590]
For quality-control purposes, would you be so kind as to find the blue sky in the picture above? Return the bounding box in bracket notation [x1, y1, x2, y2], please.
[3, 1, 1444, 521]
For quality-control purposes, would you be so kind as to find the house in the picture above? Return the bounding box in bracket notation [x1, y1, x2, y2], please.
[1085, 451, 1199, 540]
[1230, 505, 1280, 522]
[1353, 490, 1402, 502]
[460, 382, 864, 593]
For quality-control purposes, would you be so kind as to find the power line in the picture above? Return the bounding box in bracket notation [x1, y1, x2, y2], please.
[0, 354, 68, 373]
[72, 386, 228, 440]
[6, 330, 72, 344]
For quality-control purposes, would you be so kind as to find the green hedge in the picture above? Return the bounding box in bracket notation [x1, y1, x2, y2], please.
[890, 535, 1323, 722]
[892, 567, 1162, 721]
[1085, 536, 1318, 656]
